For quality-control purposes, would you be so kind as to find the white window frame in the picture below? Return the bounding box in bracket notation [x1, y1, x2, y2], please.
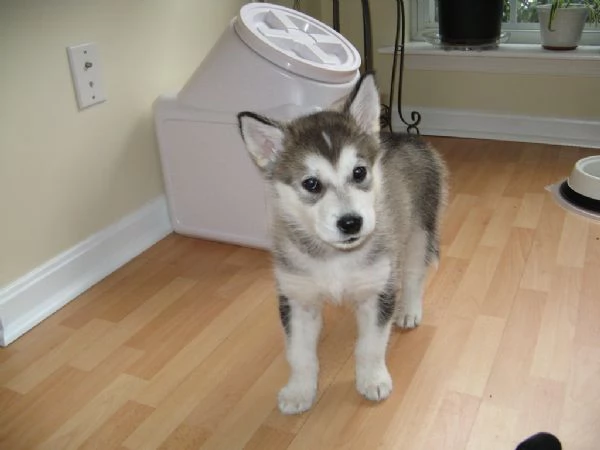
[410, 0, 600, 46]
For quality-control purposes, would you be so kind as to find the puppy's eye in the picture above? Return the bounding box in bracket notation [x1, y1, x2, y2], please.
[302, 177, 322, 193]
[353, 166, 367, 182]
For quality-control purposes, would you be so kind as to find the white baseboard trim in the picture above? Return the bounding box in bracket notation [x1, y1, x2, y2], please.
[392, 106, 600, 149]
[0, 195, 173, 347]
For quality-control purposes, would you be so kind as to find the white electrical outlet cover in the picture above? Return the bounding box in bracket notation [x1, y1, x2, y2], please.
[66, 43, 106, 110]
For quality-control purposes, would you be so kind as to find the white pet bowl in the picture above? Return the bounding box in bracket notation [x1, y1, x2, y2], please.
[559, 155, 600, 213]
[568, 156, 600, 201]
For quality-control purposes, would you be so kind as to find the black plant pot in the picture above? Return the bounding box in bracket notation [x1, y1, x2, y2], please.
[438, 0, 503, 46]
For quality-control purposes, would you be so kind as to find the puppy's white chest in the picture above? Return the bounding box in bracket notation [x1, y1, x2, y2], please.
[278, 252, 391, 304]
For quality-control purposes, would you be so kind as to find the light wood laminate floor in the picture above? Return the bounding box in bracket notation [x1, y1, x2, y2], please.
[1, 137, 599, 450]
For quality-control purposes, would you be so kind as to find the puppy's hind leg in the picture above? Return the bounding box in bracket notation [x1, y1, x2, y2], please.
[355, 288, 394, 401]
[277, 295, 322, 415]
[396, 226, 429, 329]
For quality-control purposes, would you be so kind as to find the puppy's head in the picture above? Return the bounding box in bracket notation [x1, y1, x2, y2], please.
[237, 73, 383, 251]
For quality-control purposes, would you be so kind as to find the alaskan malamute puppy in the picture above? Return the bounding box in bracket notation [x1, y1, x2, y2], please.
[237, 73, 448, 414]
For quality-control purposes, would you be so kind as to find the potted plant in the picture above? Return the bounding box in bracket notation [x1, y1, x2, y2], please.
[437, 0, 504, 47]
[537, 0, 600, 50]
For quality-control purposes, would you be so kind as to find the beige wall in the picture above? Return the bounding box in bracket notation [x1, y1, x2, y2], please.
[318, 0, 600, 119]
[401, 71, 600, 118]
[0, 0, 247, 286]
[275, 0, 322, 18]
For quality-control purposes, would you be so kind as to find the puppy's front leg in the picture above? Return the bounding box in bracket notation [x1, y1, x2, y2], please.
[278, 295, 322, 415]
[355, 286, 394, 401]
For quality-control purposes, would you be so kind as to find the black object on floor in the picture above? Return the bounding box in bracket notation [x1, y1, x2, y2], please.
[516, 432, 562, 450]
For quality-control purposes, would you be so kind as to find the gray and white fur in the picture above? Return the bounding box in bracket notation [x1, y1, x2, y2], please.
[237, 73, 448, 415]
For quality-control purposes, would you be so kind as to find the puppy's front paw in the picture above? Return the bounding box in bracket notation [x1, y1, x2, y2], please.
[395, 312, 422, 329]
[278, 381, 317, 415]
[395, 300, 422, 329]
[356, 366, 393, 401]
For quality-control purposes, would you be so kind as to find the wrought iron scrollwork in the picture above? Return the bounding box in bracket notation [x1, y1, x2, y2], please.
[332, 0, 421, 135]
[259, 0, 422, 134]
[391, 0, 422, 134]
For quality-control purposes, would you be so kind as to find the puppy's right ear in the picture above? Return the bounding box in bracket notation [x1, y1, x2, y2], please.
[237, 112, 285, 172]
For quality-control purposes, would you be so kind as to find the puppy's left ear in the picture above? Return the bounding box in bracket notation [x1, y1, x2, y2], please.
[344, 72, 380, 135]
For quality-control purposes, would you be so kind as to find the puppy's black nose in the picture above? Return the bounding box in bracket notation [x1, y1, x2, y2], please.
[337, 215, 362, 235]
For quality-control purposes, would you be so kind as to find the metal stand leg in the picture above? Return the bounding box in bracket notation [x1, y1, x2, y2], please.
[332, 0, 421, 135]
[333, 0, 340, 32]
[390, 0, 421, 134]
[361, 0, 374, 73]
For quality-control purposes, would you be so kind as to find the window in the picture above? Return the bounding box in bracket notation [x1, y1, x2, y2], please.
[411, 0, 600, 46]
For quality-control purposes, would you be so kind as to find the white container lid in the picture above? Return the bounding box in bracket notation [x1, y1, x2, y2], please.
[234, 2, 361, 84]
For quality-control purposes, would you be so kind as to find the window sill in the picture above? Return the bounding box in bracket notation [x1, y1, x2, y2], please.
[377, 43, 600, 77]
